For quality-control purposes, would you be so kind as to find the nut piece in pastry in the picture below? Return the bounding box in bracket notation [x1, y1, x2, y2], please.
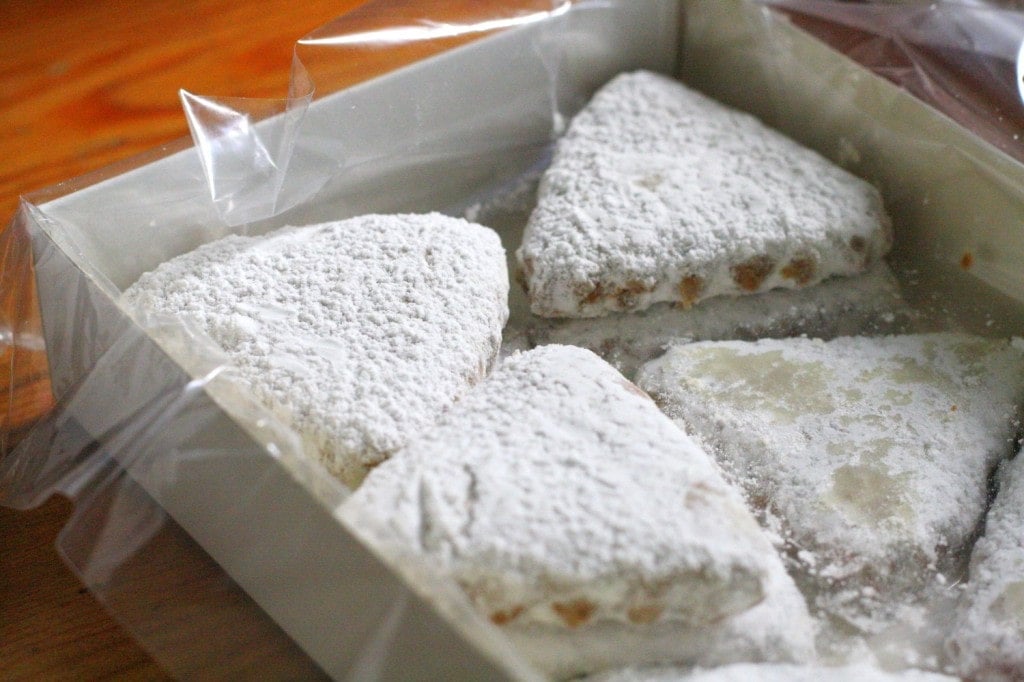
[529, 262, 914, 379]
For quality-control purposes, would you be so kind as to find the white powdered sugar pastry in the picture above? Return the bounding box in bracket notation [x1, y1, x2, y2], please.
[636, 334, 1024, 632]
[586, 662, 957, 682]
[340, 345, 813, 677]
[528, 262, 915, 379]
[123, 214, 509, 488]
[506, 540, 816, 678]
[946, 444, 1024, 680]
[516, 70, 892, 318]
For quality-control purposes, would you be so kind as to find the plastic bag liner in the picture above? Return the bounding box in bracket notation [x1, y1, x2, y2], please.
[180, 0, 574, 228]
[4, 0, 1024, 678]
[765, 0, 1024, 166]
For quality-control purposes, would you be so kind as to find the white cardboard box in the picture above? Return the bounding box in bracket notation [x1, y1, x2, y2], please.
[20, 0, 1024, 678]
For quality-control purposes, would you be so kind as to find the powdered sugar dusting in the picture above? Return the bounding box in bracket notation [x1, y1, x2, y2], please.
[508, 544, 816, 678]
[341, 344, 802, 677]
[517, 70, 892, 318]
[586, 662, 957, 682]
[123, 214, 509, 488]
[637, 333, 1024, 632]
[946, 444, 1024, 679]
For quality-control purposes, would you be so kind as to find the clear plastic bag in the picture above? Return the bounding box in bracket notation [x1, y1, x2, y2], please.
[178, 0, 575, 227]
[3, 0, 1024, 678]
[766, 0, 1024, 164]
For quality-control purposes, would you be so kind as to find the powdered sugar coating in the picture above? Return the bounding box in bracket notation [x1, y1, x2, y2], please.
[507, 540, 816, 678]
[946, 445, 1024, 680]
[587, 663, 956, 682]
[517, 70, 892, 318]
[636, 334, 1024, 632]
[341, 345, 795, 676]
[123, 214, 508, 488]
[529, 262, 914, 379]
[709, 553, 816, 665]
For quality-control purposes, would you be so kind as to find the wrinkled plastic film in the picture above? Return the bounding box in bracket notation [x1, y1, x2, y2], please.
[764, 0, 1024, 165]
[182, 0, 573, 227]
[294, 0, 571, 92]
[180, 90, 314, 227]
[17, 413, 327, 678]
[55, 471, 329, 680]
[0, 208, 53, 452]
[0, 230, 337, 677]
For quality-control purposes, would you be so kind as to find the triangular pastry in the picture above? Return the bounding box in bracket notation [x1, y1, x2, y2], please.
[517, 71, 891, 318]
[342, 345, 813, 677]
[123, 214, 509, 488]
[637, 333, 1024, 631]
